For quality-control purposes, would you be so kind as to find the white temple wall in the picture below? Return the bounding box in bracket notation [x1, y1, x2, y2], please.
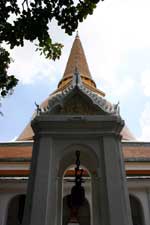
[0, 178, 150, 225]
[128, 179, 150, 225]
[0, 181, 26, 225]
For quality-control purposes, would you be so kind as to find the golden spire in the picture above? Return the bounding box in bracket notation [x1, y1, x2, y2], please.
[58, 32, 97, 89]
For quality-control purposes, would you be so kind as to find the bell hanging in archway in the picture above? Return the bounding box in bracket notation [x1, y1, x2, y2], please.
[67, 151, 85, 224]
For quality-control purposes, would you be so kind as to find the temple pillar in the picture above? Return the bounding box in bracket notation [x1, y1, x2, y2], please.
[91, 175, 101, 225]
[99, 135, 132, 225]
[22, 134, 57, 225]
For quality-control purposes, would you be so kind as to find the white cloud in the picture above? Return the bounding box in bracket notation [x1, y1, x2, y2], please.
[9, 136, 18, 142]
[77, 0, 150, 101]
[3, 0, 150, 141]
[139, 102, 150, 141]
[105, 77, 135, 100]
[6, 0, 150, 92]
[8, 42, 57, 85]
[141, 70, 150, 96]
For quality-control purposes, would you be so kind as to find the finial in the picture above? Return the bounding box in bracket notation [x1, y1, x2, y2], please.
[114, 101, 120, 115]
[35, 102, 42, 115]
[74, 66, 78, 74]
[72, 67, 82, 86]
[76, 30, 79, 39]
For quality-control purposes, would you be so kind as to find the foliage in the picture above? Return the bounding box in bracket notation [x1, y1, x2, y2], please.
[0, 47, 18, 97]
[0, 0, 102, 98]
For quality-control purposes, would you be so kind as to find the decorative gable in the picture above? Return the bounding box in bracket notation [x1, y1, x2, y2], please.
[35, 70, 120, 117]
[54, 92, 106, 115]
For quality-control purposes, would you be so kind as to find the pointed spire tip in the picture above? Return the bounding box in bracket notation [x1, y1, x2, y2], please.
[75, 30, 79, 39]
[57, 31, 97, 89]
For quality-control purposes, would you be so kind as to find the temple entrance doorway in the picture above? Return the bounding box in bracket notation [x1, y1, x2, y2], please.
[62, 165, 91, 225]
[57, 144, 99, 225]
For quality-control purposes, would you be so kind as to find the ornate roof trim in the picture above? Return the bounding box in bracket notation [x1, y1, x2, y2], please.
[35, 70, 120, 116]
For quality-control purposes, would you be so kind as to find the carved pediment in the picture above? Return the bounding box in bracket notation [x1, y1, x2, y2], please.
[34, 71, 119, 117]
[58, 93, 105, 115]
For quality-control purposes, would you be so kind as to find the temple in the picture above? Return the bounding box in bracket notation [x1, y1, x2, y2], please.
[0, 34, 150, 225]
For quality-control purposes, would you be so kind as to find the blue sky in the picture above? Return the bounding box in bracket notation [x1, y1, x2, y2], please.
[1, 0, 150, 141]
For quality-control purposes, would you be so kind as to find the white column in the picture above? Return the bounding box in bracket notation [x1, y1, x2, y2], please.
[22, 134, 57, 225]
[0, 195, 10, 225]
[139, 191, 150, 225]
[56, 176, 63, 225]
[100, 135, 133, 225]
[91, 176, 101, 225]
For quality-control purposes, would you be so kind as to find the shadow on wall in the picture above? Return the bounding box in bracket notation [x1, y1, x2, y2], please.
[6, 194, 26, 225]
[129, 194, 145, 225]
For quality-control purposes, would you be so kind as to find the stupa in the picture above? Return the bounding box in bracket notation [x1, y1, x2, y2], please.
[0, 34, 149, 225]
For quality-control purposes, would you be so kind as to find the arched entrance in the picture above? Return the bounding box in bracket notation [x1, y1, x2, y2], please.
[57, 144, 99, 225]
[62, 165, 91, 225]
[129, 195, 145, 225]
[6, 194, 26, 225]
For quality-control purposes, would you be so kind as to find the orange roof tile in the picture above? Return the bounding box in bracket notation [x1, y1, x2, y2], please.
[0, 142, 150, 160]
[0, 143, 32, 159]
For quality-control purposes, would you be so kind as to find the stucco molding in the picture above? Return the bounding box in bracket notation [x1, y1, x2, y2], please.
[35, 70, 120, 117]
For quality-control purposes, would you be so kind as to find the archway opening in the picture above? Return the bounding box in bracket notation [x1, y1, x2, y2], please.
[58, 144, 99, 225]
[62, 165, 91, 225]
[129, 195, 144, 225]
[6, 194, 26, 225]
